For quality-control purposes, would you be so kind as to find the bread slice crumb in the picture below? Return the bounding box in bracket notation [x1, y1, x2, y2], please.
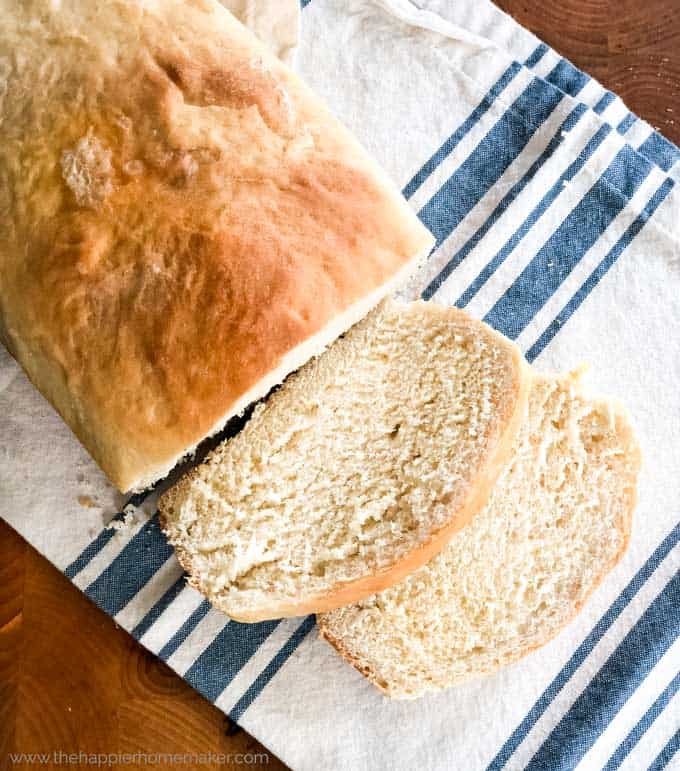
[107, 508, 139, 534]
[318, 372, 641, 698]
[160, 300, 529, 621]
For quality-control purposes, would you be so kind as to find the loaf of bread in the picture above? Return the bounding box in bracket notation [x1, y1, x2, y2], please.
[159, 300, 530, 621]
[0, 0, 433, 492]
[318, 371, 641, 698]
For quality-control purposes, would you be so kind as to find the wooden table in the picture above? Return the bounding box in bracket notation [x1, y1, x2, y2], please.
[2, 2, 678, 769]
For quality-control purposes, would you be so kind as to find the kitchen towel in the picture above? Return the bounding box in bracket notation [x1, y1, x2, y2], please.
[1, 1, 679, 769]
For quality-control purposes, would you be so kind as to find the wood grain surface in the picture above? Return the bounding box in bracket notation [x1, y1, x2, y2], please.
[2, 2, 679, 770]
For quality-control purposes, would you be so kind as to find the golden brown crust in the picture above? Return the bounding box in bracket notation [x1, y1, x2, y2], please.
[0, 0, 433, 492]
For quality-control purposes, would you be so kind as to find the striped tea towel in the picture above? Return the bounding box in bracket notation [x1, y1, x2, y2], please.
[1, 1, 679, 769]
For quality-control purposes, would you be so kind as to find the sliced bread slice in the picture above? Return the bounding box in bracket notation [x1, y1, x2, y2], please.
[318, 371, 641, 698]
[159, 300, 530, 621]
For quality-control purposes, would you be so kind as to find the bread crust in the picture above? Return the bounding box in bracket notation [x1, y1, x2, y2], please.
[159, 307, 532, 622]
[0, 0, 433, 492]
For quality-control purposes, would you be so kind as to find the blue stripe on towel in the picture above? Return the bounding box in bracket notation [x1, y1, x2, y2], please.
[157, 599, 212, 661]
[64, 514, 126, 580]
[617, 112, 637, 135]
[183, 620, 281, 703]
[131, 573, 187, 641]
[525, 571, 680, 771]
[421, 102, 588, 301]
[527, 178, 675, 361]
[483, 144, 652, 339]
[83, 513, 174, 616]
[229, 616, 316, 723]
[593, 91, 615, 115]
[456, 123, 612, 308]
[545, 59, 589, 97]
[486, 522, 680, 771]
[417, 77, 564, 249]
[402, 63, 522, 200]
[524, 44, 549, 68]
[603, 672, 680, 771]
[64, 489, 153, 579]
[648, 731, 680, 771]
[637, 131, 680, 172]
